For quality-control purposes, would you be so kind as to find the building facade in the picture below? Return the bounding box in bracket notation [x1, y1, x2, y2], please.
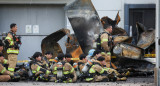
[0, 0, 156, 60]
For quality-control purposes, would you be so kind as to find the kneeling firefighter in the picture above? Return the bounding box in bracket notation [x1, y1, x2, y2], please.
[0, 53, 20, 82]
[30, 52, 51, 81]
[51, 53, 77, 83]
[73, 54, 88, 79]
[81, 56, 118, 82]
[91, 49, 127, 80]
[42, 51, 53, 69]
[98, 57, 127, 81]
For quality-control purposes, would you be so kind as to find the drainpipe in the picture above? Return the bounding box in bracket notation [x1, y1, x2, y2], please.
[155, 0, 160, 86]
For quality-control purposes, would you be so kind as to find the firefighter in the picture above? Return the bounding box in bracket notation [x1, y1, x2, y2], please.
[42, 51, 53, 69]
[0, 40, 8, 68]
[77, 54, 88, 72]
[92, 50, 119, 77]
[0, 40, 8, 60]
[99, 24, 112, 68]
[97, 17, 115, 68]
[0, 53, 12, 81]
[83, 56, 110, 82]
[0, 40, 4, 53]
[96, 56, 124, 82]
[65, 53, 74, 66]
[100, 57, 127, 81]
[73, 54, 87, 81]
[51, 53, 77, 83]
[30, 52, 51, 81]
[5, 23, 21, 73]
[0, 53, 20, 82]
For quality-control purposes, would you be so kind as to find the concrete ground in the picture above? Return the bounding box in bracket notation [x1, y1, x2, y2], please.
[0, 77, 155, 86]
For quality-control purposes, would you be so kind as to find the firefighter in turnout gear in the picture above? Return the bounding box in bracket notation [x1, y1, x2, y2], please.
[0, 53, 12, 81]
[83, 56, 109, 82]
[73, 54, 88, 79]
[92, 50, 118, 75]
[30, 52, 51, 81]
[5, 23, 21, 73]
[0, 40, 4, 53]
[0, 39, 8, 59]
[42, 51, 53, 69]
[96, 18, 115, 68]
[92, 49, 127, 81]
[65, 53, 74, 66]
[51, 53, 77, 83]
[77, 54, 88, 73]
[96, 57, 120, 82]
[101, 58, 127, 81]
[0, 41, 8, 66]
[0, 53, 20, 82]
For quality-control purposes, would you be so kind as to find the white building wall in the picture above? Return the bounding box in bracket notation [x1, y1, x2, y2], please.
[92, 0, 122, 27]
[92, 0, 156, 29]
[0, 0, 156, 33]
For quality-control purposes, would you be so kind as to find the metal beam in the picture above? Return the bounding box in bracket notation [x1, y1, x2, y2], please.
[156, 0, 160, 86]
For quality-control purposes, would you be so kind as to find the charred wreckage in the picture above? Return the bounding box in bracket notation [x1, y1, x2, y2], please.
[1, 0, 155, 82]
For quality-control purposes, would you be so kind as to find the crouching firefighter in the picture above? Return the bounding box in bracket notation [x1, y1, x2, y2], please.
[73, 54, 88, 79]
[42, 51, 53, 69]
[0, 53, 20, 82]
[5, 23, 22, 73]
[81, 57, 109, 82]
[30, 52, 51, 81]
[0, 41, 8, 68]
[51, 53, 77, 83]
[81, 56, 118, 82]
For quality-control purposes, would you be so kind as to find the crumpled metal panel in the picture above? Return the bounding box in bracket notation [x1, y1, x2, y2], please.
[113, 43, 143, 59]
[113, 36, 132, 45]
[66, 34, 83, 58]
[136, 22, 155, 49]
[41, 28, 83, 59]
[65, 0, 101, 54]
[100, 12, 128, 36]
[112, 27, 128, 36]
[41, 29, 69, 58]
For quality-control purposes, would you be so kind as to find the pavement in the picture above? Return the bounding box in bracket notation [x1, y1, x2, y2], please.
[0, 77, 155, 86]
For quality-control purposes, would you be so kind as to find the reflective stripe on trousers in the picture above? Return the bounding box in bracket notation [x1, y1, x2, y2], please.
[1, 68, 6, 74]
[7, 48, 19, 54]
[8, 68, 14, 72]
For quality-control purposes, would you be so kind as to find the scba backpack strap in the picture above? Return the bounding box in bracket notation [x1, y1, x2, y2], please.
[96, 32, 110, 50]
[4, 32, 17, 49]
[6, 31, 21, 49]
